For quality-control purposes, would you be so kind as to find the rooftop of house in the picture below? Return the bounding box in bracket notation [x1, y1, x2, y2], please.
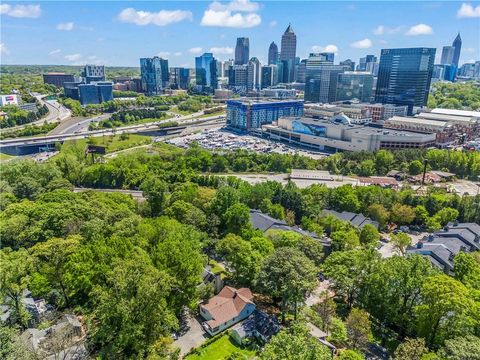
[408, 222, 480, 272]
[249, 209, 320, 238]
[232, 310, 281, 341]
[200, 286, 254, 329]
[321, 209, 379, 229]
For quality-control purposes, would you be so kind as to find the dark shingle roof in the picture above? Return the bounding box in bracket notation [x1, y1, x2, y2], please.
[249, 210, 287, 232]
[321, 210, 379, 229]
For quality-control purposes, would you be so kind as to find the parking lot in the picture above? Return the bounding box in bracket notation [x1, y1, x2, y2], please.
[166, 127, 328, 159]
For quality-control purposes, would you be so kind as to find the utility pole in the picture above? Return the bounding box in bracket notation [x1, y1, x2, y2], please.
[421, 159, 429, 186]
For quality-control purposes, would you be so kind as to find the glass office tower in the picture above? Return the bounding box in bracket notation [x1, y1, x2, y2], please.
[195, 52, 218, 92]
[235, 38, 250, 65]
[140, 57, 169, 96]
[336, 72, 374, 102]
[375, 48, 435, 114]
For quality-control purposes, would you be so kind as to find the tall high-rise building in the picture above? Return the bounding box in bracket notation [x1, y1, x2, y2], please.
[357, 55, 377, 72]
[375, 48, 435, 114]
[280, 24, 297, 83]
[195, 53, 218, 92]
[451, 33, 462, 70]
[228, 64, 255, 92]
[249, 57, 262, 90]
[235, 37, 250, 65]
[296, 59, 307, 83]
[140, 57, 169, 95]
[339, 59, 355, 71]
[305, 53, 345, 103]
[319, 53, 335, 63]
[268, 42, 279, 65]
[440, 46, 455, 65]
[170, 67, 190, 89]
[261, 65, 278, 88]
[336, 72, 374, 102]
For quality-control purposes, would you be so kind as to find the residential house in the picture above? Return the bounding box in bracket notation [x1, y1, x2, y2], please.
[407, 222, 480, 274]
[321, 209, 379, 229]
[198, 265, 224, 295]
[230, 310, 281, 345]
[200, 286, 256, 336]
[250, 209, 331, 252]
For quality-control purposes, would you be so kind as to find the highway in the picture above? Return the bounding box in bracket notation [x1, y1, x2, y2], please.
[2, 94, 71, 131]
[0, 115, 226, 148]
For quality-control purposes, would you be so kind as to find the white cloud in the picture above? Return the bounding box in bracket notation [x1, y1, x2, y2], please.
[373, 25, 404, 35]
[463, 47, 476, 53]
[56, 22, 74, 31]
[117, 8, 193, 26]
[269, 20, 277, 27]
[210, 46, 234, 55]
[351, 38, 373, 49]
[0, 43, 10, 55]
[64, 54, 82, 62]
[157, 51, 171, 58]
[209, 0, 260, 12]
[64, 53, 104, 66]
[201, 0, 261, 28]
[0, 4, 41, 18]
[189, 47, 203, 54]
[405, 24, 433, 36]
[311, 44, 339, 54]
[49, 49, 61, 56]
[174, 52, 183, 56]
[457, 3, 480, 18]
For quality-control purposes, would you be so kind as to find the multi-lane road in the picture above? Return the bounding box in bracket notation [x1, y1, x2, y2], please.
[0, 114, 226, 149]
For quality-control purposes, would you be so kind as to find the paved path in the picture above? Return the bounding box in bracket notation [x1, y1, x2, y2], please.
[174, 315, 208, 356]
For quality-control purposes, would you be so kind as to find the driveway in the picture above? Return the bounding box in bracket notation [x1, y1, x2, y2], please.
[305, 280, 332, 307]
[174, 314, 209, 356]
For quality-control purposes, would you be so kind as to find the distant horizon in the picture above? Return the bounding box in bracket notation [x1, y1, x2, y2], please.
[1, 1, 479, 68]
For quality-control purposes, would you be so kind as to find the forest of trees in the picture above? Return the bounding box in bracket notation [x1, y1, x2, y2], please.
[0, 103, 49, 128]
[1, 141, 479, 359]
[428, 82, 480, 110]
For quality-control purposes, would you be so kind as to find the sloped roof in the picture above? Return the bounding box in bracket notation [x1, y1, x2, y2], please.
[285, 24, 294, 33]
[250, 210, 287, 232]
[201, 286, 254, 328]
[232, 310, 281, 340]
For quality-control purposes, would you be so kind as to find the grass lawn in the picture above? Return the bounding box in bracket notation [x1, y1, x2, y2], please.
[185, 334, 256, 360]
[194, 110, 226, 119]
[0, 152, 15, 161]
[61, 134, 152, 154]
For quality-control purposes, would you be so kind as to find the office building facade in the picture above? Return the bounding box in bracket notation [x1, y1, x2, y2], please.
[261, 65, 278, 89]
[83, 65, 105, 83]
[43, 73, 75, 88]
[195, 53, 218, 93]
[339, 59, 355, 71]
[226, 99, 304, 131]
[249, 57, 262, 90]
[440, 46, 455, 65]
[280, 24, 297, 83]
[228, 64, 254, 93]
[451, 33, 462, 70]
[336, 72, 374, 102]
[170, 67, 190, 89]
[375, 48, 435, 114]
[268, 42, 279, 65]
[235, 37, 250, 65]
[76, 81, 113, 105]
[305, 59, 345, 103]
[140, 57, 169, 95]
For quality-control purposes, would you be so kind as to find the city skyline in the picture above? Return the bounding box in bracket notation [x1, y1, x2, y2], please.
[1, 1, 479, 67]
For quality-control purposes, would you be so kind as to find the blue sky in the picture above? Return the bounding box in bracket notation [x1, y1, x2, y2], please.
[1, 1, 479, 67]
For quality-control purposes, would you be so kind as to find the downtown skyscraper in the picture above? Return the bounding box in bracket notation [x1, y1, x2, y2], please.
[375, 48, 435, 114]
[268, 42, 279, 65]
[235, 37, 250, 65]
[280, 24, 296, 83]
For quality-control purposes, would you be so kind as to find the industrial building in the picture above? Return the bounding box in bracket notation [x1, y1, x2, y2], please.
[259, 116, 436, 152]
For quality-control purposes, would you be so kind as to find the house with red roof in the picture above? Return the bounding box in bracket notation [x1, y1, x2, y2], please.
[199, 286, 256, 336]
